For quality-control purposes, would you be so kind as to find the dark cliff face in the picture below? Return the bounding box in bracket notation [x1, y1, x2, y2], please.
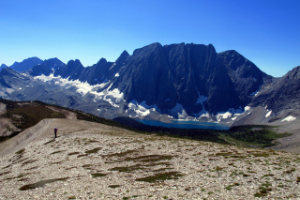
[110, 43, 269, 114]
[54, 59, 84, 80]
[218, 50, 272, 107]
[252, 66, 300, 114]
[112, 43, 178, 111]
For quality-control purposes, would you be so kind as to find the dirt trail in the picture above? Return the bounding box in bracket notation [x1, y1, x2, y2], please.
[0, 102, 6, 114]
[0, 118, 126, 157]
[0, 118, 54, 157]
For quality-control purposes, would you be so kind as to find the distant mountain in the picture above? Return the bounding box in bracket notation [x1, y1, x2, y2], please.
[9, 57, 43, 72]
[0, 42, 299, 125]
[0, 64, 8, 71]
[0, 67, 30, 89]
[106, 43, 271, 115]
[251, 66, 300, 115]
[29, 58, 65, 76]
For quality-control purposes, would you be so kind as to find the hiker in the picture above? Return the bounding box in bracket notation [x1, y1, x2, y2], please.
[54, 128, 57, 138]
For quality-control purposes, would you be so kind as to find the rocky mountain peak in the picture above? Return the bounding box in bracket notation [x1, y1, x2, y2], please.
[97, 58, 107, 65]
[30, 58, 65, 76]
[115, 50, 130, 64]
[284, 66, 300, 80]
[0, 64, 8, 72]
[3, 42, 294, 122]
[10, 57, 43, 72]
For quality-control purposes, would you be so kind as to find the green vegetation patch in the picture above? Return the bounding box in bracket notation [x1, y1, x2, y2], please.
[68, 152, 80, 156]
[44, 139, 55, 145]
[153, 167, 174, 172]
[2, 164, 12, 169]
[109, 162, 171, 173]
[108, 185, 121, 188]
[0, 171, 11, 176]
[136, 171, 183, 182]
[228, 125, 292, 147]
[285, 168, 296, 174]
[253, 152, 270, 157]
[5, 173, 29, 180]
[103, 150, 138, 158]
[109, 165, 144, 173]
[91, 173, 107, 178]
[215, 151, 246, 159]
[13, 148, 26, 162]
[125, 155, 174, 162]
[25, 166, 38, 171]
[254, 186, 272, 198]
[77, 154, 89, 158]
[21, 159, 37, 166]
[262, 174, 274, 178]
[85, 147, 102, 154]
[19, 177, 69, 190]
[122, 196, 140, 200]
[225, 183, 240, 190]
[16, 149, 25, 155]
[50, 150, 65, 155]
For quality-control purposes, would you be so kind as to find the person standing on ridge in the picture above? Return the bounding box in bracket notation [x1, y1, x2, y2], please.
[54, 128, 57, 138]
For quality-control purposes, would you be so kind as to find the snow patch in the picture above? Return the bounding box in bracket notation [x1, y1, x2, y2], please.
[216, 108, 243, 122]
[34, 74, 124, 108]
[281, 116, 296, 122]
[231, 116, 237, 121]
[244, 106, 251, 111]
[94, 84, 124, 108]
[127, 100, 159, 117]
[109, 63, 116, 70]
[265, 110, 272, 118]
[250, 90, 259, 96]
[250, 86, 261, 96]
[197, 110, 210, 118]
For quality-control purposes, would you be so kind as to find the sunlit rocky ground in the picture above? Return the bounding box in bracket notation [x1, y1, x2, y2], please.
[0, 119, 300, 200]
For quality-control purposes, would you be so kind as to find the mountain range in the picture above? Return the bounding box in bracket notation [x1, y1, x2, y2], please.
[0, 57, 43, 72]
[0, 42, 299, 125]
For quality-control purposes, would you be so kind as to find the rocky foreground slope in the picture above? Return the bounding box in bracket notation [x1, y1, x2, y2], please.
[1, 119, 300, 199]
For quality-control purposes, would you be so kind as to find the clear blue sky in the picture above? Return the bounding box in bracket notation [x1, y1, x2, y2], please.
[1, 0, 299, 77]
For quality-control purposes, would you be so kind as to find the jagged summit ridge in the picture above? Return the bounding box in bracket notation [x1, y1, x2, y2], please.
[4, 42, 299, 123]
[22, 43, 272, 120]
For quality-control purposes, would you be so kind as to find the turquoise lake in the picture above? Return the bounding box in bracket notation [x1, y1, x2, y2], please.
[137, 120, 229, 130]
